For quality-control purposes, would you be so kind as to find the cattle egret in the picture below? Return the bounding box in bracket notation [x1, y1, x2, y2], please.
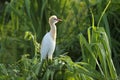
[40, 15, 62, 61]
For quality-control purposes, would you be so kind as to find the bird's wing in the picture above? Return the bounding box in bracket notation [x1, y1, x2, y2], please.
[40, 33, 50, 59]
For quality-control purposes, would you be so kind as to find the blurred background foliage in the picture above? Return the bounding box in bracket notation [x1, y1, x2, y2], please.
[0, 0, 120, 80]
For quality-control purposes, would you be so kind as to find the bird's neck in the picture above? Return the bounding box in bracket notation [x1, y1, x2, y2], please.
[50, 23, 57, 40]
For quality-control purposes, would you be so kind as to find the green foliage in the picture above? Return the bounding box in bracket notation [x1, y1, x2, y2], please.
[80, 26, 117, 79]
[0, 0, 120, 80]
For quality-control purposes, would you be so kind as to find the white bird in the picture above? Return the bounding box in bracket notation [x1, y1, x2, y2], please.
[40, 15, 62, 61]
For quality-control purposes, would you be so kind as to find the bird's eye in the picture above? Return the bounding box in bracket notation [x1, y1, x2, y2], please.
[54, 18, 57, 20]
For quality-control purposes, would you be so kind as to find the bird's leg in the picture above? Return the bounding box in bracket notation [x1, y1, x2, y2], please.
[44, 59, 48, 69]
[48, 58, 53, 64]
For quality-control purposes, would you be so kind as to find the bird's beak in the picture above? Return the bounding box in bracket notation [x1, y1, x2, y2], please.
[57, 18, 62, 22]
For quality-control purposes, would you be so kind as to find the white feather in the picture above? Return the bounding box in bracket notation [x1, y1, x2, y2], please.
[40, 32, 56, 60]
[40, 15, 61, 61]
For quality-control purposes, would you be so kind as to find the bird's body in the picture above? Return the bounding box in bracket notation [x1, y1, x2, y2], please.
[40, 32, 56, 60]
[40, 15, 61, 60]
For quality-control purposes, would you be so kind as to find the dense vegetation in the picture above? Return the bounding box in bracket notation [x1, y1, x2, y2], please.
[0, 0, 120, 80]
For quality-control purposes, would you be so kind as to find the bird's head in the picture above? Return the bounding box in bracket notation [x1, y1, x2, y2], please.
[49, 15, 62, 25]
